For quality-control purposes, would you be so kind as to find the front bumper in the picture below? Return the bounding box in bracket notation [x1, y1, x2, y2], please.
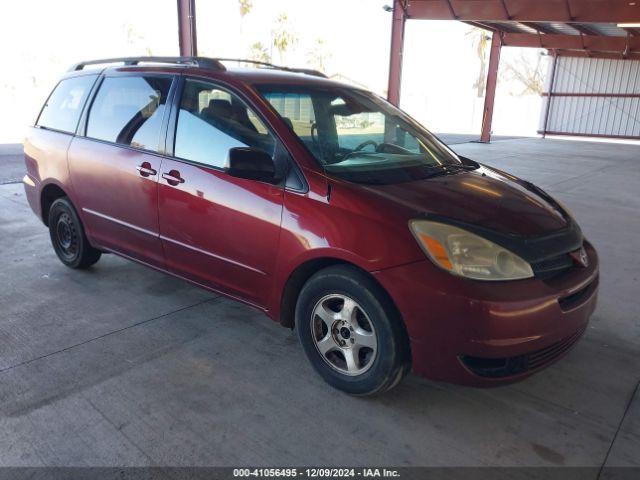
[373, 241, 599, 386]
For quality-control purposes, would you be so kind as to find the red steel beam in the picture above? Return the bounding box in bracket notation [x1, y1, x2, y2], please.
[480, 32, 502, 143]
[554, 48, 640, 60]
[177, 0, 198, 56]
[463, 20, 497, 31]
[406, 1, 640, 23]
[501, 32, 640, 53]
[387, 0, 407, 106]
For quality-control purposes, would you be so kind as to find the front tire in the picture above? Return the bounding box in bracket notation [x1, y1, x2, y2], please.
[48, 197, 101, 269]
[296, 265, 410, 396]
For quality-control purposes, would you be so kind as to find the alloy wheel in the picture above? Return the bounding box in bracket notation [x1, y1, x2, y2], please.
[310, 294, 377, 376]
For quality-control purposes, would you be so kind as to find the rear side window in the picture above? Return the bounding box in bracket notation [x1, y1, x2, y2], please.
[37, 75, 97, 134]
[86, 76, 172, 152]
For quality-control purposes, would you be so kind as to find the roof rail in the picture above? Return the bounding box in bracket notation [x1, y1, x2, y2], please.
[68, 56, 226, 72]
[215, 58, 328, 78]
[68, 56, 327, 78]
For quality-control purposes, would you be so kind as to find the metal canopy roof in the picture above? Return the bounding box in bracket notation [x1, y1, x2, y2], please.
[405, 0, 640, 59]
[173, 0, 640, 143]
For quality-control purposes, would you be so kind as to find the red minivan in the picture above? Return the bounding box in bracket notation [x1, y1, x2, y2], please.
[24, 57, 598, 395]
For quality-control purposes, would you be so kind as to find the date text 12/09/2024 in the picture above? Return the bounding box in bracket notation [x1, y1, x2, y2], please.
[233, 468, 401, 478]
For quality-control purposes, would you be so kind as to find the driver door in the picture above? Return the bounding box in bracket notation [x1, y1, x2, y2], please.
[158, 78, 284, 306]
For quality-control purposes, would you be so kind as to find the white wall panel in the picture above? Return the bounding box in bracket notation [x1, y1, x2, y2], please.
[540, 57, 640, 138]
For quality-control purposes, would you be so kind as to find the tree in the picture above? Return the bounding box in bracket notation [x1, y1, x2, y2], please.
[501, 52, 545, 96]
[248, 42, 271, 63]
[238, 0, 252, 18]
[306, 38, 330, 72]
[123, 22, 152, 56]
[272, 13, 297, 63]
[466, 27, 490, 97]
[238, 0, 253, 42]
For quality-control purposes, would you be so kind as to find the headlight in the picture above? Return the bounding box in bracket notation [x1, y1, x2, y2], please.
[409, 220, 533, 281]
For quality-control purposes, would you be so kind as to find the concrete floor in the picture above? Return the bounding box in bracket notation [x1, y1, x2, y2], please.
[0, 138, 638, 473]
[435, 133, 524, 145]
[0, 144, 24, 184]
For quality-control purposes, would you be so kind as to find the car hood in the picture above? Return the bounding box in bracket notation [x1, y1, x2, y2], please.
[360, 166, 568, 236]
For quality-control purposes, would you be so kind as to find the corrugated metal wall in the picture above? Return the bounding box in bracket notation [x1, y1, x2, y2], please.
[539, 56, 640, 139]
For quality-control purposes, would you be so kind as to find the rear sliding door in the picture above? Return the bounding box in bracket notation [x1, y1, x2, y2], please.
[68, 73, 175, 266]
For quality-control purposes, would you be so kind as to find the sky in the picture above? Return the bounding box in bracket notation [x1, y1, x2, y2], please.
[0, 0, 548, 143]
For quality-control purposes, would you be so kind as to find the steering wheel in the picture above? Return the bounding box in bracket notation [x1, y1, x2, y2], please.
[353, 139, 379, 152]
[337, 139, 380, 163]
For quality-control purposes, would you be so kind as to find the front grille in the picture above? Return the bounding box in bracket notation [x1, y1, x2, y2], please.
[532, 253, 574, 279]
[461, 327, 586, 378]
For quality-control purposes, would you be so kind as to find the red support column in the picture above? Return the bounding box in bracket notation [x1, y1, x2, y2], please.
[177, 0, 198, 57]
[387, 0, 407, 107]
[480, 32, 502, 143]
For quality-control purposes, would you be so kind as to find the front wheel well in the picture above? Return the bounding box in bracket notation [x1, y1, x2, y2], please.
[279, 258, 404, 334]
[40, 184, 68, 227]
[279, 258, 347, 328]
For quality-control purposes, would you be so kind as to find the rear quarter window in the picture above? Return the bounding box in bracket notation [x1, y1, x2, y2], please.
[37, 75, 97, 134]
[85, 75, 173, 152]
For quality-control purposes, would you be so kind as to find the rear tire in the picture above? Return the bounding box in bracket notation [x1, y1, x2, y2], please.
[296, 265, 410, 396]
[48, 197, 101, 269]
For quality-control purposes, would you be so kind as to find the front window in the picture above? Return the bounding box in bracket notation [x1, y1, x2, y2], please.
[256, 85, 462, 184]
[174, 79, 275, 168]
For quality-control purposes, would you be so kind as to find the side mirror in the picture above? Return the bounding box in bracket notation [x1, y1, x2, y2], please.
[226, 147, 279, 183]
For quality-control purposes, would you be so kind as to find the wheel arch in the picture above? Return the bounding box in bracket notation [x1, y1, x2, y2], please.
[278, 257, 407, 340]
[40, 182, 69, 227]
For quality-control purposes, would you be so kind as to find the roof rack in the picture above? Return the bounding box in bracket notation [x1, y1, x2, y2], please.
[68, 56, 327, 78]
[215, 58, 328, 78]
[68, 56, 226, 72]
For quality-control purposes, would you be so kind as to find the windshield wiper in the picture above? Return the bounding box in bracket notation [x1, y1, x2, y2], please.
[443, 163, 479, 171]
[423, 163, 477, 178]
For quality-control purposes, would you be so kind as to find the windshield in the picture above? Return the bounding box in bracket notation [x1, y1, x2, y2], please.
[255, 84, 462, 184]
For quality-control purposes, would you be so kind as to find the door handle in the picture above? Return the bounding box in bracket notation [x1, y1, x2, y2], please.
[136, 162, 157, 177]
[162, 170, 185, 186]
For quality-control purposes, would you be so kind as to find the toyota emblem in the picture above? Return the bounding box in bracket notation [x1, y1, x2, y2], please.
[570, 247, 589, 268]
